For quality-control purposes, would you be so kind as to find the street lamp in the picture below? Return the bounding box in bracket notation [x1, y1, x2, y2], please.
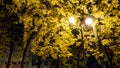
[69, 16, 76, 24]
[85, 17, 98, 48]
[85, 17, 105, 68]
[69, 16, 87, 68]
[85, 17, 93, 25]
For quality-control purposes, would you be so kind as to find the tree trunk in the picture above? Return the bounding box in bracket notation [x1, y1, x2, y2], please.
[59, 59, 62, 68]
[109, 59, 113, 68]
[6, 43, 14, 68]
[104, 46, 113, 68]
[76, 47, 80, 68]
[20, 32, 37, 68]
[37, 57, 42, 68]
[99, 57, 106, 68]
[20, 43, 29, 68]
[20, 24, 41, 68]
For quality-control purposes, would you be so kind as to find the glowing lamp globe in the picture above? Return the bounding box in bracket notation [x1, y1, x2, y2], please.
[69, 16, 76, 24]
[85, 18, 93, 25]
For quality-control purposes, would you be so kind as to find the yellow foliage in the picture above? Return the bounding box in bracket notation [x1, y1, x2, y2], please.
[4, 0, 120, 63]
[101, 39, 113, 46]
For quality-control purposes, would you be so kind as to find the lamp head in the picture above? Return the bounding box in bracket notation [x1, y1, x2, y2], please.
[69, 16, 76, 24]
[85, 17, 93, 25]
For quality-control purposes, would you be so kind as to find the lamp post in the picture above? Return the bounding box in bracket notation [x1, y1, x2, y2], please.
[85, 17, 98, 46]
[85, 17, 105, 68]
[69, 16, 87, 68]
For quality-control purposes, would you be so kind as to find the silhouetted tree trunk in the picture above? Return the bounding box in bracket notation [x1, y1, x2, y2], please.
[96, 39, 106, 68]
[59, 58, 62, 68]
[6, 43, 14, 68]
[21, 25, 41, 68]
[76, 46, 80, 68]
[6, 24, 17, 68]
[37, 57, 42, 68]
[98, 46, 106, 68]
[104, 46, 113, 68]
[100, 57, 106, 68]
[21, 31, 37, 68]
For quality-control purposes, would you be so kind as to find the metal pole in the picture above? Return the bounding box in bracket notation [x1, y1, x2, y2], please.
[92, 25, 105, 68]
[80, 25, 87, 68]
[92, 25, 98, 47]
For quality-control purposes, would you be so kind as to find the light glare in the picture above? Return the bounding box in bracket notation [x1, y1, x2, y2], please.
[85, 18, 93, 25]
[69, 16, 76, 24]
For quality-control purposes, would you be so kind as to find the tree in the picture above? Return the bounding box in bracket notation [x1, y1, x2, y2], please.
[4, 0, 120, 68]
[90, 0, 120, 68]
[0, 1, 24, 68]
